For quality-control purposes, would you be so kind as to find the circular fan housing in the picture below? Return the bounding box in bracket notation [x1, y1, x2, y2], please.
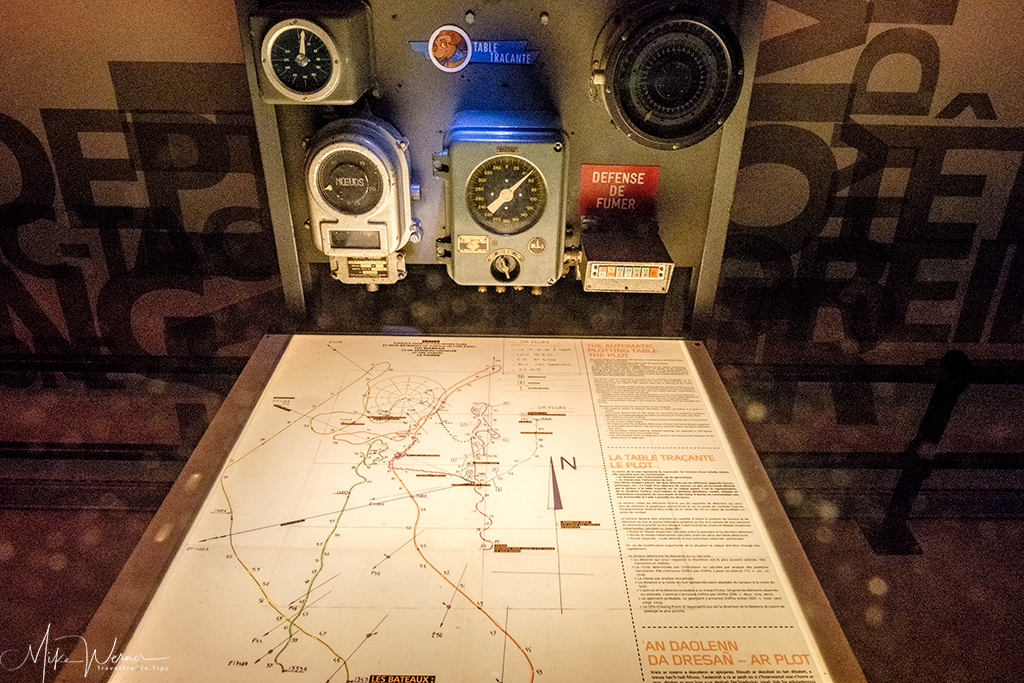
[600, 8, 744, 149]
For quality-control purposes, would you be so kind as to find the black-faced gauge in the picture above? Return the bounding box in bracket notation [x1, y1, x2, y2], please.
[466, 156, 547, 235]
[261, 18, 341, 102]
[434, 110, 567, 288]
[316, 149, 384, 216]
[594, 4, 744, 149]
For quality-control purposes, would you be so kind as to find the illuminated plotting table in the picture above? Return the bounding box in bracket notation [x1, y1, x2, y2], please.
[60, 335, 865, 683]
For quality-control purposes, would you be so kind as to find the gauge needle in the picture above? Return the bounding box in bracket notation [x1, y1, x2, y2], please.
[487, 171, 533, 214]
[296, 29, 311, 67]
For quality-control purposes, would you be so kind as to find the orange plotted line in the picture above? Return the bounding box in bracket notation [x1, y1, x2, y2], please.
[390, 463, 535, 683]
[382, 364, 534, 681]
[332, 365, 502, 447]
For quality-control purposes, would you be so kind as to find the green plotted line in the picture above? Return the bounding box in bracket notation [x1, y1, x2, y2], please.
[272, 438, 390, 670]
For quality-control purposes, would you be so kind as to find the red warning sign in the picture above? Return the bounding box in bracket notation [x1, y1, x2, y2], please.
[579, 164, 659, 218]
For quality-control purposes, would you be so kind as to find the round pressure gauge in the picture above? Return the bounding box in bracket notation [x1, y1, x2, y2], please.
[466, 155, 548, 235]
[261, 18, 341, 102]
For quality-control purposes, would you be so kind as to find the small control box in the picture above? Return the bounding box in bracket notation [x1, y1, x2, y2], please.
[580, 219, 674, 293]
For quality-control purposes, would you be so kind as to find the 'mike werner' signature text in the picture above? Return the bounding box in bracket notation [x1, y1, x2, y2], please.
[0, 624, 170, 682]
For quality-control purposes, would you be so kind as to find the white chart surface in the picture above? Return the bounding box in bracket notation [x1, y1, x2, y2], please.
[111, 336, 832, 683]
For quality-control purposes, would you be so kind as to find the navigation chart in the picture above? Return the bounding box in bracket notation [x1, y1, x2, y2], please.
[111, 336, 831, 683]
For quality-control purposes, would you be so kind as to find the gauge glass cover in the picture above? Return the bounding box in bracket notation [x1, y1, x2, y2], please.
[607, 15, 743, 149]
[316, 149, 384, 215]
[267, 23, 335, 95]
[466, 156, 547, 235]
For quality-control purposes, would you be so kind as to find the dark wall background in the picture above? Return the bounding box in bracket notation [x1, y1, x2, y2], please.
[2, 6, 1021, 680]
[717, 0, 1024, 368]
[2, 9, 1022, 683]
[1, 0, 1022, 390]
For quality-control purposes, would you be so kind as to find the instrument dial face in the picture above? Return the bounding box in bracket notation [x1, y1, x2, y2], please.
[606, 14, 743, 149]
[466, 155, 547, 235]
[316, 149, 384, 215]
[264, 20, 336, 96]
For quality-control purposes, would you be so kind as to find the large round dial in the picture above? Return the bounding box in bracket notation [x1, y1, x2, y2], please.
[261, 19, 339, 100]
[466, 156, 547, 235]
[602, 10, 743, 149]
[316, 149, 384, 215]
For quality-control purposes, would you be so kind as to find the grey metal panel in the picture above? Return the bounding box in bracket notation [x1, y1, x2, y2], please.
[238, 0, 765, 328]
[235, 0, 309, 313]
[692, 0, 768, 336]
